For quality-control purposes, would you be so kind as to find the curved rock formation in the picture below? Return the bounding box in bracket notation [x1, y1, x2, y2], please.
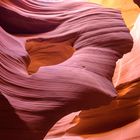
[46, 13, 140, 140]
[0, 1, 134, 140]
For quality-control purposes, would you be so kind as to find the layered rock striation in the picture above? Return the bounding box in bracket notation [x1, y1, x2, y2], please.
[0, 1, 135, 140]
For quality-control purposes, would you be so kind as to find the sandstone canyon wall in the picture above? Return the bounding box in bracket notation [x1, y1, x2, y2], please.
[0, 0, 140, 140]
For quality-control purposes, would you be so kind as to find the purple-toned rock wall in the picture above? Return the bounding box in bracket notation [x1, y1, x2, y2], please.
[0, 1, 135, 140]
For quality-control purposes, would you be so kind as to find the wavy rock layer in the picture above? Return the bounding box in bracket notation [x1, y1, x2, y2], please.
[46, 14, 140, 140]
[0, 1, 136, 140]
[89, 0, 140, 29]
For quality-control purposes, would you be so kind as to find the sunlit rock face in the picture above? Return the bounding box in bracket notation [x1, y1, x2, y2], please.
[0, 0, 139, 140]
[89, 0, 140, 29]
[46, 14, 140, 140]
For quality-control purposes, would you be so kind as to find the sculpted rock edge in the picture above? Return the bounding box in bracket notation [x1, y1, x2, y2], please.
[0, 1, 134, 140]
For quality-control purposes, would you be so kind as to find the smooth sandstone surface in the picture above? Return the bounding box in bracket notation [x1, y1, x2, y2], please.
[46, 13, 140, 140]
[46, 14, 140, 140]
[89, 0, 140, 28]
[0, 0, 139, 140]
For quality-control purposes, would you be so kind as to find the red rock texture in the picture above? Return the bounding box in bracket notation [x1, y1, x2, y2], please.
[0, 1, 138, 140]
[46, 14, 140, 140]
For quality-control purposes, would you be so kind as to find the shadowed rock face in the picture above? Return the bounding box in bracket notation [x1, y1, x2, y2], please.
[0, 1, 133, 140]
[134, 0, 140, 7]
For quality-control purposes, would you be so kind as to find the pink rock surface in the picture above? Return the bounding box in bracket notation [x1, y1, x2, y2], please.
[46, 14, 140, 140]
[0, 1, 136, 140]
[113, 14, 140, 86]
